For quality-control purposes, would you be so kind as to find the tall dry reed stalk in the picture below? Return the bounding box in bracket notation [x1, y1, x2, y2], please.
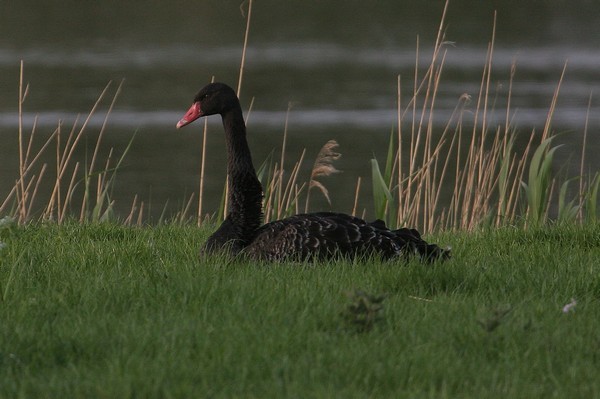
[196, 75, 216, 226]
[259, 110, 307, 223]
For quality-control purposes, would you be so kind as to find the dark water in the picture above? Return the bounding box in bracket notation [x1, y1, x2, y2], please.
[1, 1, 599, 221]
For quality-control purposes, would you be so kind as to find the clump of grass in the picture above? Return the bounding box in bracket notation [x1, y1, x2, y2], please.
[340, 289, 386, 333]
[557, 178, 580, 224]
[477, 305, 512, 333]
[521, 137, 561, 227]
[584, 174, 600, 223]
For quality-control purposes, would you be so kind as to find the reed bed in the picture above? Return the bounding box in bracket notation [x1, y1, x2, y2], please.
[247, 3, 598, 231]
[0, 0, 597, 230]
[0, 63, 139, 225]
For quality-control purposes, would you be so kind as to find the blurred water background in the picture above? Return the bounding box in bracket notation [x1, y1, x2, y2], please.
[1, 1, 599, 221]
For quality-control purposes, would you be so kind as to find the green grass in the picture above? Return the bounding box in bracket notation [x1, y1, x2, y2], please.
[0, 221, 599, 398]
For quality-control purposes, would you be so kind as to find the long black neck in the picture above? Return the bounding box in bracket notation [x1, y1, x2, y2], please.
[220, 106, 264, 245]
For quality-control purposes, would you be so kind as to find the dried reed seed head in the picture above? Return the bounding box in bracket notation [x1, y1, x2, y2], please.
[311, 140, 342, 179]
[311, 164, 341, 178]
[317, 140, 341, 160]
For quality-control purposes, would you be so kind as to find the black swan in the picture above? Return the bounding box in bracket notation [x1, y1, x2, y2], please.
[176, 82, 449, 262]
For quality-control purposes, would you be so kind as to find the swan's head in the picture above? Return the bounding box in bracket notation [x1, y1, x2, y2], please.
[176, 82, 239, 129]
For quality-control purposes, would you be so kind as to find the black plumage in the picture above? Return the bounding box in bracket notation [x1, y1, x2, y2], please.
[177, 82, 449, 262]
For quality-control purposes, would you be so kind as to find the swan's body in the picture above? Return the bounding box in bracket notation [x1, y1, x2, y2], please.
[177, 83, 449, 262]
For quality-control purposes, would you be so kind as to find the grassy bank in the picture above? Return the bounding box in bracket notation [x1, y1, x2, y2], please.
[0, 221, 599, 398]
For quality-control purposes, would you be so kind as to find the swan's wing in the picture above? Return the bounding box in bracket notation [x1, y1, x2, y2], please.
[243, 212, 449, 262]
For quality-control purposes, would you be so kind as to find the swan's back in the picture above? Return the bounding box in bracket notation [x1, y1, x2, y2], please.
[243, 212, 448, 261]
